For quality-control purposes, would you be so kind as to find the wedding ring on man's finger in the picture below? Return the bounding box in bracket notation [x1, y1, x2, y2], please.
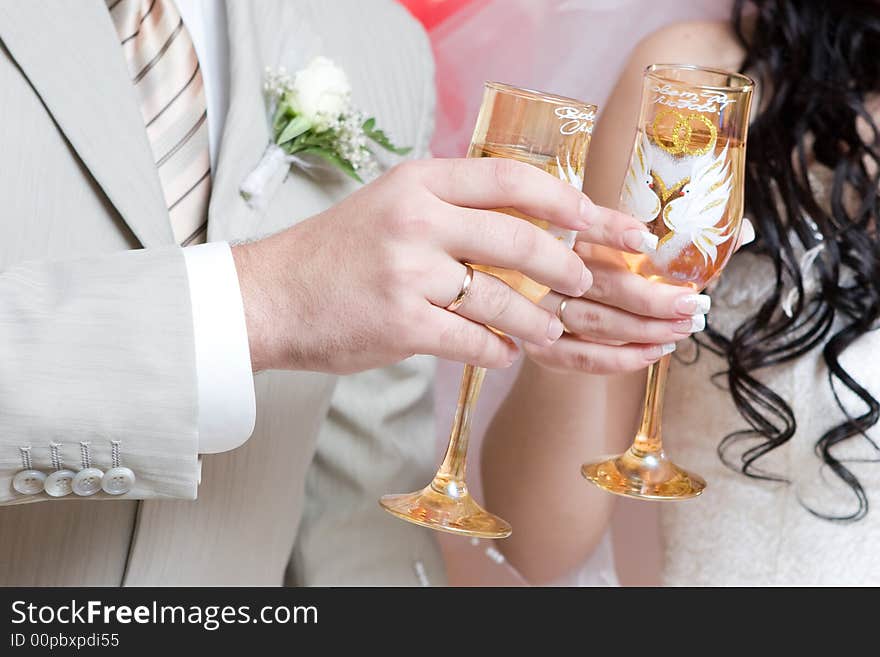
[445, 264, 475, 312]
[556, 297, 572, 334]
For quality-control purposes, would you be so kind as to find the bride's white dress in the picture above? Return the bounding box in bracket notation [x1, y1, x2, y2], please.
[659, 194, 880, 584]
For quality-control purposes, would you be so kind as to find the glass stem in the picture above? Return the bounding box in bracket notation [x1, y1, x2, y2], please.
[632, 354, 672, 456]
[432, 364, 487, 495]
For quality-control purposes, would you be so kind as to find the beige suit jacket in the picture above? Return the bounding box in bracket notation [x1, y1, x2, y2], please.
[0, 0, 445, 586]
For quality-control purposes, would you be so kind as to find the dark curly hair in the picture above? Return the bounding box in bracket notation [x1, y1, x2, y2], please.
[700, 0, 880, 520]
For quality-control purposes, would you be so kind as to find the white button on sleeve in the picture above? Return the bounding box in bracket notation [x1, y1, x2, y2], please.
[44, 469, 77, 497]
[102, 467, 135, 495]
[72, 468, 104, 496]
[13, 470, 46, 495]
[183, 242, 256, 454]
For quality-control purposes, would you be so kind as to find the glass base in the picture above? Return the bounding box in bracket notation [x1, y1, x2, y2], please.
[379, 484, 512, 539]
[581, 448, 706, 500]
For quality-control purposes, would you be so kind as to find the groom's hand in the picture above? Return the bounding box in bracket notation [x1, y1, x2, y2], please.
[232, 158, 653, 374]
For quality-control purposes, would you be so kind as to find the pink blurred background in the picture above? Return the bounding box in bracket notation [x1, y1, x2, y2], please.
[399, 0, 731, 585]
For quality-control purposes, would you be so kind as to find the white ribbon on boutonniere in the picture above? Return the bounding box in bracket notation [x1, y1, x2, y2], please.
[240, 56, 411, 209]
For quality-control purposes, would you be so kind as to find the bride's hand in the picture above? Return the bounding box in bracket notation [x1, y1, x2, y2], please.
[524, 218, 754, 374]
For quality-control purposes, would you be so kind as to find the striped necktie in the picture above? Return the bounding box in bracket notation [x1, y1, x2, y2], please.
[106, 0, 211, 246]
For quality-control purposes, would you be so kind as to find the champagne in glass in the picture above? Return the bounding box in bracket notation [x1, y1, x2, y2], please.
[467, 141, 589, 303]
[582, 64, 754, 500]
[380, 83, 597, 537]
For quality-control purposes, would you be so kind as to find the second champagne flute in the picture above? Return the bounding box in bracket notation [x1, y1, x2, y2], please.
[582, 64, 754, 500]
[380, 82, 597, 538]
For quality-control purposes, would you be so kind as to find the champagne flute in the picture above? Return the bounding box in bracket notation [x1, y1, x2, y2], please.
[582, 64, 754, 500]
[380, 82, 597, 537]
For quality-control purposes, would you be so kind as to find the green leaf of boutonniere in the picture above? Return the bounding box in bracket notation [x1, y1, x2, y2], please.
[293, 131, 336, 150]
[276, 115, 312, 145]
[362, 117, 412, 156]
[297, 146, 364, 183]
[272, 97, 297, 134]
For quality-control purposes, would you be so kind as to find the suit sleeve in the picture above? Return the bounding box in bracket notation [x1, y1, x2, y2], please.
[0, 246, 200, 503]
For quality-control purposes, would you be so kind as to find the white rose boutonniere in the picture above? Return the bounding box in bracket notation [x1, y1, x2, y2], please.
[287, 56, 351, 131]
[240, 56, 410, 208]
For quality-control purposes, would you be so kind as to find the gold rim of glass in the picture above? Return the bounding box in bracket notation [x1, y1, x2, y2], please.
[484, 81, 598, 111]
[645, 63, 755, 92]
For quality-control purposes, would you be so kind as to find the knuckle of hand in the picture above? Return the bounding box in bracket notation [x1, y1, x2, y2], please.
[442, 320, 488, 363]
[492, 158, 522, 196]
[571, 349, 596, 373]
[576, 305, 602, 333]
[389, 160, 420, 184]
[464, 326, 491, 362]
[603, 224, 617, 246]
[480, 278, 513, 323]
[586, 271, 608, 300]
[447, 158, 467, 183]
[638, 321, 660, 343]
[384, 200, 432, 240]
[632, 293, 653, 317]
[383, 201, 412, 236]
[380, 248, 419, 292]
[509, 220, 537, 257]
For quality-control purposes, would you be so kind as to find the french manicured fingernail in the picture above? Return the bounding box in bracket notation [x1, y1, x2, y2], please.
[673, 313, 706, 334]
[675, 293, 711, 315]
[579, 266, 593, 295]
[623, 229, 659, 253]
[547, 316, 565, 342]
[740, 218, 756, 246]
[650, 342, 677, 360]
[646, 342, 675, 362]
[578, 196, 592, 227]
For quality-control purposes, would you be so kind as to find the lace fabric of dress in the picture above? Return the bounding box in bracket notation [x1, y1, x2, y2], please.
[658, 163, 880, 585]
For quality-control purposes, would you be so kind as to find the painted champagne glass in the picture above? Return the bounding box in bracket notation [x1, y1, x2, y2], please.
[380, 82, 597, 537]
[582, 64, 754, 500]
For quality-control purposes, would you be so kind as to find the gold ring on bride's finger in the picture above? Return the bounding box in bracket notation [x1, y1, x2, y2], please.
[445, 264, 474, 312]
[556, 297, 572, 334]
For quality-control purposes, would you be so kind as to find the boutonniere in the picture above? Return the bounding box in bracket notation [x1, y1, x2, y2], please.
[240, 56, 410, 208]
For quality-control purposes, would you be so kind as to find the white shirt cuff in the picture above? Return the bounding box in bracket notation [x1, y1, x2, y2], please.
[183, 241, 256, 454]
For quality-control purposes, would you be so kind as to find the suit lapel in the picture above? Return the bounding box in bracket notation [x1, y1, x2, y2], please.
[206, 0, 271, 242]
[0, 0, 172, 248]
